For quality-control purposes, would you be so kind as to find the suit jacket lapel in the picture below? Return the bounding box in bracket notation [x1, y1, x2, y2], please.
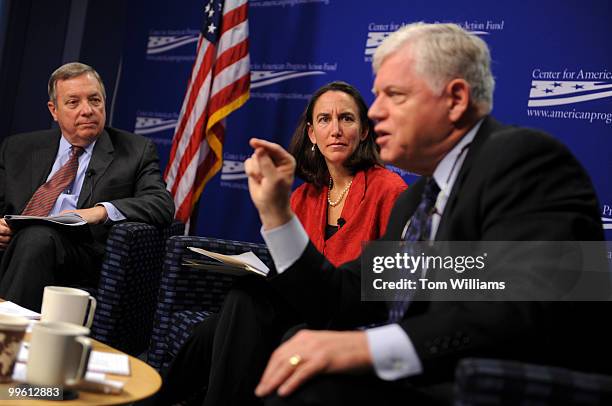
[435, 116, 502, 240]
[77, 129, 114, 208]
[384, 177, 426, 240]
[30, 130, 61, 196]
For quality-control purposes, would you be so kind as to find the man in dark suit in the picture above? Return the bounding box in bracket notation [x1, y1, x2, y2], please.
[0, 62, 174, 310]
[243, 23, 606, 405]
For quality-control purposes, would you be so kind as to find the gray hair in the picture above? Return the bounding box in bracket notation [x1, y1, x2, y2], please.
[373, 22, 495, 113]
[48, 62, 106, 104]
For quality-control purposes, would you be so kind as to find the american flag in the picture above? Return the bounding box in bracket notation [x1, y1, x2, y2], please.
[164, 0, 250, 229]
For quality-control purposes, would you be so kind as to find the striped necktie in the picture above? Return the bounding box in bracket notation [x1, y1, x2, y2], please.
[21, 146, 85, 216]
[387, 177, 441, 323]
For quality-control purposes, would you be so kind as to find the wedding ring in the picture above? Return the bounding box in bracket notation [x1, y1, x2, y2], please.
[288, 354, 302, 367]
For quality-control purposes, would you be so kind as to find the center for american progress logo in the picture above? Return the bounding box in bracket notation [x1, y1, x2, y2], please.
[527, 68, 612, 125]
[364, 19, 505, 62]
[603, 204, 612, 230]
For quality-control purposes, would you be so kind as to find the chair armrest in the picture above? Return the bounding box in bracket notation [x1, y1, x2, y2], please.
[455, 358, 612, 405]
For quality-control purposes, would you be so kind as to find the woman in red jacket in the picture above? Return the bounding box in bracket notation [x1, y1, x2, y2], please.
[289, 81, 407, 266]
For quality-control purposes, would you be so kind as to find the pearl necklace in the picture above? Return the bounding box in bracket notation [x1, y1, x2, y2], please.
[327, 177, 353, 207]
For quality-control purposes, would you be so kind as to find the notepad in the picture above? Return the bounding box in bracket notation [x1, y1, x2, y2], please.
[88, 351, 131, 376]
[12, 363, 105, 382]
[12, 364, 126, 394]
[17, 345, 131, 376]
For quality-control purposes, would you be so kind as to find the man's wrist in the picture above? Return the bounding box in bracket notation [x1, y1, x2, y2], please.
[94, 205, 108, 224]
[259, 206, 293, 230]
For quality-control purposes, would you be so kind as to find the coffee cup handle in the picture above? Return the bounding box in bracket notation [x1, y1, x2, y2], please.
[67, 336, 92, 385]
[84, 296, 97, 329]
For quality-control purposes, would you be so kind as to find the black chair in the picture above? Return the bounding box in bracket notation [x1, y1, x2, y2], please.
[146, 236, 272, 370]
[90, 220, 184, 356]
[454, 358, 612, 405]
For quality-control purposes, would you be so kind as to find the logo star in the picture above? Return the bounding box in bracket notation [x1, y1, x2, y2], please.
[531, 84, 537, 89]
[544, 88, 553, 93]
[553, 82, 562, 87]
[208, 23, 217, 33]
[208, 8, 215, 17]
[574, 84, 584, 89]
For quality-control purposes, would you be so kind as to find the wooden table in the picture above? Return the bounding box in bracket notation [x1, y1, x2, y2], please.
[0, 336, 161, 405]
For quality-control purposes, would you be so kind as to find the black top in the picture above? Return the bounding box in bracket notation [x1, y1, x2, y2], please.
[324, 224, 338, 240]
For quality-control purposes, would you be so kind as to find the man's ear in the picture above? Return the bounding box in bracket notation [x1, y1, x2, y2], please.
[48, 101, 59, 121]
[445, 79, 470, 123]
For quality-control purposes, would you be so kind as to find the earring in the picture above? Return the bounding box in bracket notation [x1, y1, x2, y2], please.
[311, 144, 316, 152]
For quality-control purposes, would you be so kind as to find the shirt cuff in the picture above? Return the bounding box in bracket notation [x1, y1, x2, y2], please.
[261, 215, 309, 274]
[366, 324, 423, 380]
[97, 202, 126, 223]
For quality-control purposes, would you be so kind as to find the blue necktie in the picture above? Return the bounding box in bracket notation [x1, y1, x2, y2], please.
[387, 177, 441, 323]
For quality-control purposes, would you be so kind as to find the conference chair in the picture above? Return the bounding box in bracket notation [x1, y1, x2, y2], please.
[146, 236, 272, 370]
[90, 221, 185, 356]
[454, 358, 612, 405]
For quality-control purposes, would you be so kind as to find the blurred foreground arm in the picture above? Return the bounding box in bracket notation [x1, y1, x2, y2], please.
[245, 138, 295, 230]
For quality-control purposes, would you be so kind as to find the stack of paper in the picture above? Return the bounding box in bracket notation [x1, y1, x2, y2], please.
[185, 247, 270, 276]
[17, 346, 131, 376]
[0, 301, 41, 319]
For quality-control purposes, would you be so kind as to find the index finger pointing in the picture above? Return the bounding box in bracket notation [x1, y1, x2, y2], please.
[249, 138, 292, 163]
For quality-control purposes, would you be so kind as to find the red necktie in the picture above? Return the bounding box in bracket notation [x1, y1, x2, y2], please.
[21, 146, 85, 216]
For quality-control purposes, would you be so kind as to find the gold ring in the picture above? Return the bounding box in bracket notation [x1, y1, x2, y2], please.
[288, 354, 302, 367]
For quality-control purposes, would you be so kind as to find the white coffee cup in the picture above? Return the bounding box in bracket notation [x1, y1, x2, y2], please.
[26, 322, 92, 387]
[41, 286, 97, 328]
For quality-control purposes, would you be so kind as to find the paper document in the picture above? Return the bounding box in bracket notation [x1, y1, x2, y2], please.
[12, 363, 105, 382]
[4, 213, 91, 239]
[18, 346, 131, 376]
[187, 247, 270, 276]
[0, 301, 41, 319]
[88, 351, 131, 376]
[12, 364, 125, 394]
[4, 213, 87, 226]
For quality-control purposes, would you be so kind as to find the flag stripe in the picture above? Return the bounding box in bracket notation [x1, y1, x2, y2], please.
[165, 51, 215, 186]
[174, 123, 220, 220]
[170, 105, 208, 196]
[218, 20, 248, 56]
[220, 3, 248, 35]
[208, 76, 250, 129]
[164, 38, 213, 182]
[210, 57, 250, 109]
[212, 41, 249, 84]
[223, 0, 247, 14]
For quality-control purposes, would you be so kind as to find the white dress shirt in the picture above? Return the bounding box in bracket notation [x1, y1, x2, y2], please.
[261, 119, 483, 380]
[47, 135, 126, 222]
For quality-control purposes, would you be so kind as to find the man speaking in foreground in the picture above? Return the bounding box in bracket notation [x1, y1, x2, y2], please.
[245, 23, 606, 405]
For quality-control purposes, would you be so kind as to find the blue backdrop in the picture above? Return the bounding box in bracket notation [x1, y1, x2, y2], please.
[111, 0, 612, 242]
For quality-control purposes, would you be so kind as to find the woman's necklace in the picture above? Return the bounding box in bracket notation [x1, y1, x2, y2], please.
[327, 177, 353, 207]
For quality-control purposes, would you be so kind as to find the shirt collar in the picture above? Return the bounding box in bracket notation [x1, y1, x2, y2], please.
[59, 134, 97, 156]
[432, 118, 484, 193]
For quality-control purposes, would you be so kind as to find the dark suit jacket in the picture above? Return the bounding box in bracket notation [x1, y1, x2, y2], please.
[0, 127, 175, 254]
[269, 116, 607, 382]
